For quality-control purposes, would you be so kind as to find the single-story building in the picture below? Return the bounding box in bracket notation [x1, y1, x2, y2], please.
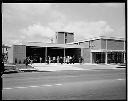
[7, 36, 126, 64]
[71, 36, 125, 64]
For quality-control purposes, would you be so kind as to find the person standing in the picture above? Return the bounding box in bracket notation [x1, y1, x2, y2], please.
[48, 56, 51, 64]
[67, 56, 70, 64]
[40, 57, 42, 63]
[57, 56, 59, 63]
[46, 56, 49, 64]
[53, 57, 56, 63]
[25, 57, 29, 68]
[69, 56, 72, 64]
[60, 57, 63, 64]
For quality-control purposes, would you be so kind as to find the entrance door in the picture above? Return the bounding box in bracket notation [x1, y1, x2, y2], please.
[92, 52, 105, 64]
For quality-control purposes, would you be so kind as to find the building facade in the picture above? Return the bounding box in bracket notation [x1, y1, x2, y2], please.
[72, 36, 125, 64]
[55, 32, 74, 44]
[7, 43, 85, 64]
[6, 34, 125, 64]
[8, 45, 26, 64]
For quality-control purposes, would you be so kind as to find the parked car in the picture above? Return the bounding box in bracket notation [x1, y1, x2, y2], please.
[3, 64, 19, 74]
[116, 63, 126, 68]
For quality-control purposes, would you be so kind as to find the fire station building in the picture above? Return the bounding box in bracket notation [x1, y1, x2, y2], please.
[6, 32, 125, 64]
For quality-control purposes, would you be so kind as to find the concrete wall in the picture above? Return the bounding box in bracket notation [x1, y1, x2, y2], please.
[8, 46, 14, 63]
[56, 32, 74, 44]
[107, 39, 124, 50]
[8, 45, 26, 64]
[81, 48, 91, 63]
[79, 41, 89, 48]
[67, 33, 74, 43]
[101, 39, 106, 49]
[90, 39, 101, 50]
[56, 33, 65, 44]
[13, 45, 26, 64]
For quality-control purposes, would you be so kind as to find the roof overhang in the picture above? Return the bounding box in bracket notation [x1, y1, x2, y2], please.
[91, 49, 125, 52]
[26, 43, 86, 48]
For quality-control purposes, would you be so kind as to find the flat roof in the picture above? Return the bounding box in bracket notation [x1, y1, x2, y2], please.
[68, 36, 125, 44]
[2, 45, 11, 48]
[26, 42, 86, 48]
[56, 31, 74, 34]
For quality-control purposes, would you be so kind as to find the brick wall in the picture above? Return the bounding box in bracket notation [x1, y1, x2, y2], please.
[57, 33, 65, 44]
[81, 48, 91, 63]
[8, 46, 14, 63]
[13, 45, 26, 64]
[67, 33, 74, 43]
[90, 39, 101, 50]
[79, 41, 89, 48]
[107, 39, 124, 50]
[101, 39, 106, 49]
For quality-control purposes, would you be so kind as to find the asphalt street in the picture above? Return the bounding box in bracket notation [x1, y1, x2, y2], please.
[2, 69, 126, 100]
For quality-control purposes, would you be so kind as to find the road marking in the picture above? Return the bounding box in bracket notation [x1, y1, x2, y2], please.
[15, 87, 27, 89]
[55, 84, 62, 86]
[3, 83, 63, 90]
[3, 88, 13, 90]
[43, 84, 52, 86]
[117, 78, 125, 80]
[29, 86, 39, 87]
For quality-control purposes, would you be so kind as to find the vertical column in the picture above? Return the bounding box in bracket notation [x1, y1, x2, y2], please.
[64, 32, 65, 44]
[105, 39, 108, 64]
[64, 32, 66, 63]
[64, 48, 65, 63]
[105, 52, 108, 64]
[90, 52, 92, 63]
[89, 41, 92, 63]
[124, 39, 125, 64]
[45, 47, 47, 63]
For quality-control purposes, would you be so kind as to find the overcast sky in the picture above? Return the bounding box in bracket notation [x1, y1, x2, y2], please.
[2, 3, 125, 45]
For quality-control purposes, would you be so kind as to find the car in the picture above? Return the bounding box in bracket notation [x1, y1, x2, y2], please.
[116, 63, 126, 68]
[3, 64, 19, 74]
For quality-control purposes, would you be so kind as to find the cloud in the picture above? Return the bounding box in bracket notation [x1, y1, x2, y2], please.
[21, 20, 114, 43]
[7, 40, 23, 45]
[3, 3, 124, 45]
[2, 3, 53, 27]
[49, 20, 114, 41]
[21, 23, 55, 42]
[107, 26, 125, 38]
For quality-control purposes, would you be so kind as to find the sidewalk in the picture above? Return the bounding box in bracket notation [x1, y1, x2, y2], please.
[4, 63, 123, 73]
[16, 64, 37, 72]
[30, 63, 84, 71]
[28, 63, 122, 72]
[74, 63, 119, 70]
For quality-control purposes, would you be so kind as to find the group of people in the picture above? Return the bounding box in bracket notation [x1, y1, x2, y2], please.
[25, 55, 84, 66]
[45, 56, 84, 64]
[45, 56, 76, 64]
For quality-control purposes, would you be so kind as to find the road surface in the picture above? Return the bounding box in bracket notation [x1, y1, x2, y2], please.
[2, 69, 126, 100]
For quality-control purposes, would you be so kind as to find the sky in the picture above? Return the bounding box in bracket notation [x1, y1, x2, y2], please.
[2, 3, 125, 45]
